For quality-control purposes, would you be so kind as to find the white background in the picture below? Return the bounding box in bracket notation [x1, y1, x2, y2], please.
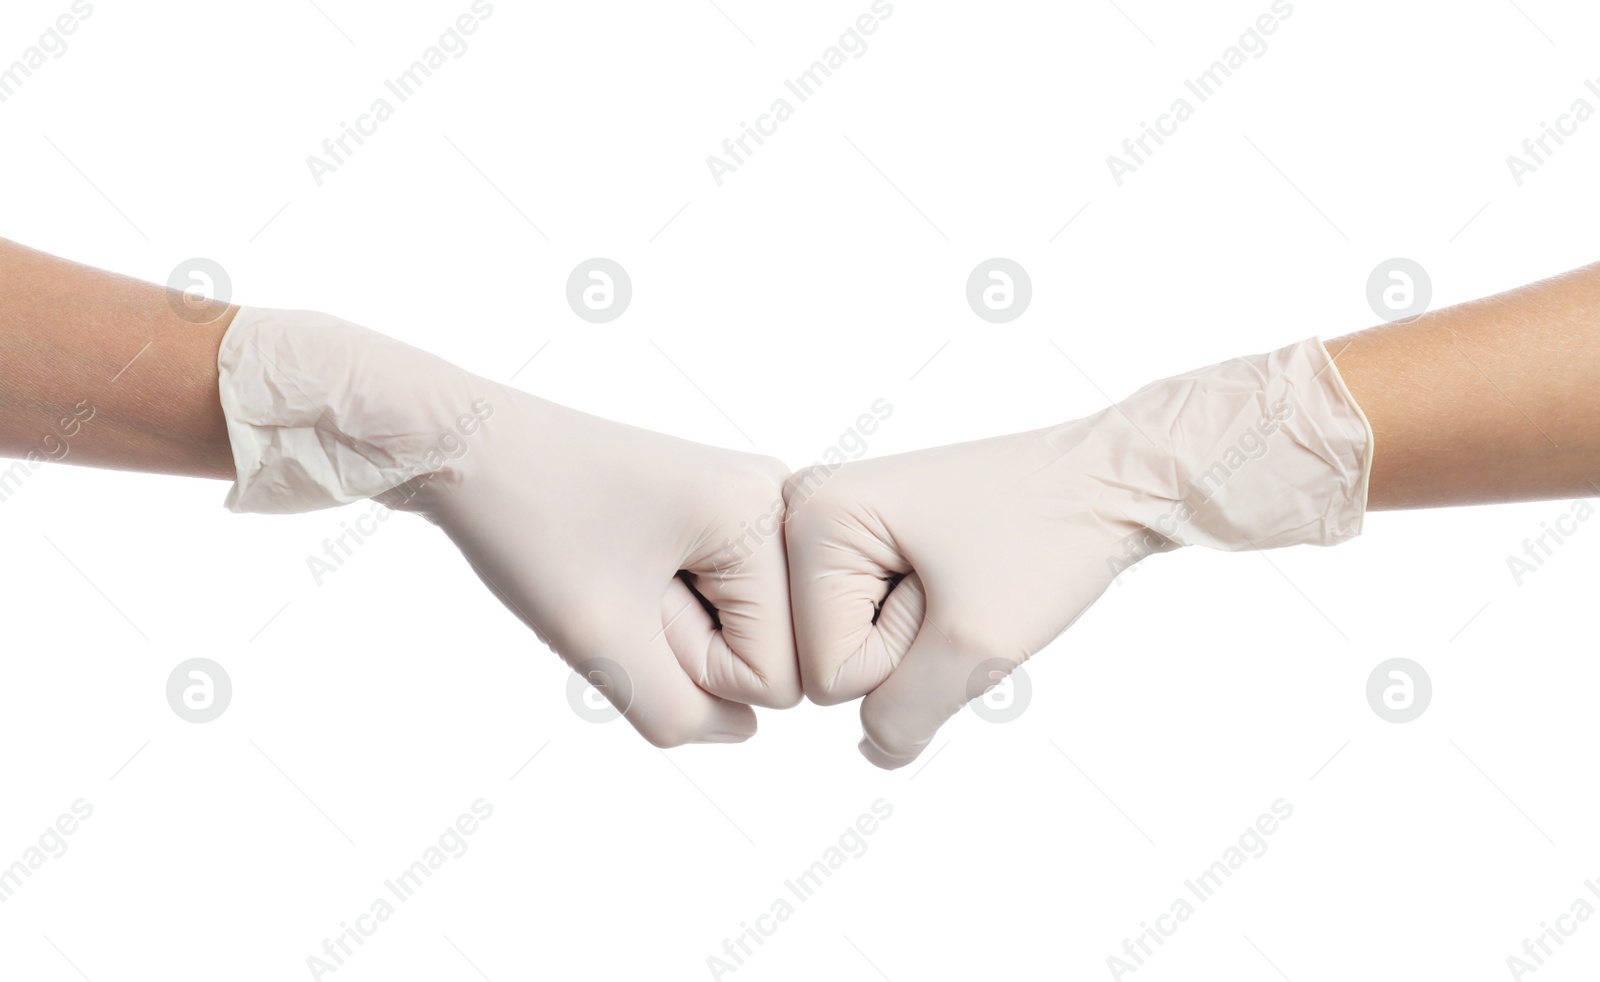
[2, 1, 1599, 979]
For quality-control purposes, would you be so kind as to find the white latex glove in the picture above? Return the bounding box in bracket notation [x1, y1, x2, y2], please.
[784, 337, 1372, 768]
[217, 307, 801, 746]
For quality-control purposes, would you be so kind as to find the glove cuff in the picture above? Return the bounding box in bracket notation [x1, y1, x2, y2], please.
[216, 307, 491, 514]
[1124, 336, 1373, 552]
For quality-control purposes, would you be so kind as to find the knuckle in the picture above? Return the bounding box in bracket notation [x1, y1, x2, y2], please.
[747, 453, 792, 489]
[783, 478, 858, 543]
[753, 671, 804, 710]
[709, 458, 787, 527]
[802, 666, 856, 706]
[782, 464, 842, 514]
[724, 455, 787, 501]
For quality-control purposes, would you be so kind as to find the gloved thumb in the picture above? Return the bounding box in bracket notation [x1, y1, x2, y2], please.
[856, 607, 1025, 769]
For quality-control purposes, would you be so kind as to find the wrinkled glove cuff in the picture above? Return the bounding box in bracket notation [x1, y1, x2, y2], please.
[217, 306, 490, 514]
[1123, 336, 1373, 552]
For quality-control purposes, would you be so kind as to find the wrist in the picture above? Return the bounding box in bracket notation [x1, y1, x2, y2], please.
[217, 306, 497, 514]
[1113, 336, 1373, 553]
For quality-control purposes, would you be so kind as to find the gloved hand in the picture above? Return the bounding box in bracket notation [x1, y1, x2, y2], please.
[784, 338, 1373, 768]
[216, 307, 801, 746]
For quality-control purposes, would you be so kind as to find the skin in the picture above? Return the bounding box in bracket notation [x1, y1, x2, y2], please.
[1327, 262, 1600, 509]
[3, 236, 1596, 508]
[0, 238, 236, 480]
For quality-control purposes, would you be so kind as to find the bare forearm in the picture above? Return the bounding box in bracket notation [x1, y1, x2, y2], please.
[0, 238, 235, 479]
[1330, 263, 1600, 510]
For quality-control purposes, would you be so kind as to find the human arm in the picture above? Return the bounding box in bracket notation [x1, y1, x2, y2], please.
[0, 237, 235, 478]
[0, 238, 801, 746]
[787, 262, 1600, 768]
[1334, 262, 1600, 508]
